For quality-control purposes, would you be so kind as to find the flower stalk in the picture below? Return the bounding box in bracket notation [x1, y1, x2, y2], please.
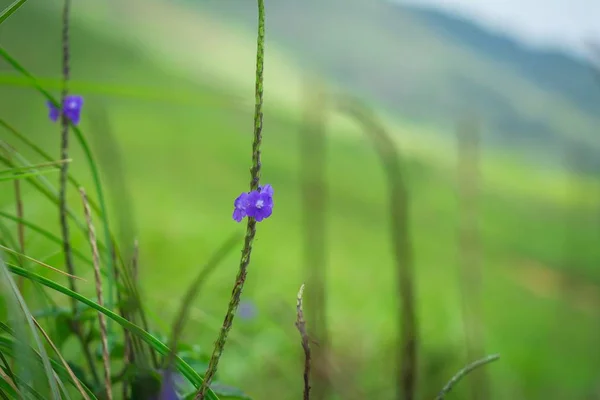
[195, 0, 266, 398]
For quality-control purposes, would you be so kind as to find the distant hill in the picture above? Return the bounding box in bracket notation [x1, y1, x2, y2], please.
[196, 0, 600, 174]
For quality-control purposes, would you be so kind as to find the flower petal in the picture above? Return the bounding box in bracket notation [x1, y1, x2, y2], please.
[232, 208, 246, 222]
[46, 101, 60, 122]
[259, 184, 274, 196]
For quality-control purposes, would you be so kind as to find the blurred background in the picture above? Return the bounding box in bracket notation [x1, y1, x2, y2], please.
[1, 0, 600, 399]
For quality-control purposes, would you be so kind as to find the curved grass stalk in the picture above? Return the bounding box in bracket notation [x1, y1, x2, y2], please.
[435, 354, 500, 400]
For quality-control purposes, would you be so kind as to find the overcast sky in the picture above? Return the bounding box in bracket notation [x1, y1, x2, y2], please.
[397, 0, 600, 58]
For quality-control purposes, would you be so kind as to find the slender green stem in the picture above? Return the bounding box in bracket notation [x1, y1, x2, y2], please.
[338, 98, 417, 400]
[196, 1, 265, 398]
[58, 0, 76, 308]
[56, 0, 100, 387]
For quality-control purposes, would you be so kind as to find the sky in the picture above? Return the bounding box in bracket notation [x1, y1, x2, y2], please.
[397, 0, 600, 58]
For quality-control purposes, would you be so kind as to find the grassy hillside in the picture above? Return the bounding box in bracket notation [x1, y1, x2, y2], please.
[198, 0, 600, 175]
[1, 1, 600, 399]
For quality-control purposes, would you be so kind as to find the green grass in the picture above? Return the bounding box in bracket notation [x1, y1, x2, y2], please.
[1, 1, 600, 399]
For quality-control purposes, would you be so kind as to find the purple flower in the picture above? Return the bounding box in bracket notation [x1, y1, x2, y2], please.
[46, 95, 84, 125]
[157, 371, 179, 400]
[238, 300, 257, 320]
[231, 184, 274, 223]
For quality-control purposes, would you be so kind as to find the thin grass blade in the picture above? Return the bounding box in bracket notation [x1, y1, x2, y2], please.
[0, 0, 28, 25]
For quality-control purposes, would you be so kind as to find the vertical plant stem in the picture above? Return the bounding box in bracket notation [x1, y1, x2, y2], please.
[299, 77, 330, 399]
[80, 188, 112, 400]
[58, 0, 99, 386]
[59, 0, 75, 303]
[195, 1, 265, 398]
[456, 116, 488, 400]
[338, 98, 417, 400]
[295, 284, 311, 400]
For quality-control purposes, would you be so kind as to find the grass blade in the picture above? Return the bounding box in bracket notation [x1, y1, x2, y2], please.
[0, 0, 28, 25]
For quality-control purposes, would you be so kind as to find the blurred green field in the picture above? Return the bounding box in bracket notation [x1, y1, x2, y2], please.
[2, 1, 600, 399]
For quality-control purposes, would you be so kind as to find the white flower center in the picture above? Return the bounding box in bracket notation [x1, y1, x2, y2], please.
[256, 199, 264, 209]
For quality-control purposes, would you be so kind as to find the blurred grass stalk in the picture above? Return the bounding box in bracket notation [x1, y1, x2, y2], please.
[456, 115, 489, 400]
[299, 75, 330, 400]
[337, 97, 417, 400]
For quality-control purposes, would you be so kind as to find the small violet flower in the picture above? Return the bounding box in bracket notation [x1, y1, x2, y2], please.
[232, 184, 274, 222]
[47, 95, 84, 125]
[156, 370, 180, 400]
[238, 300, 257, 320]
